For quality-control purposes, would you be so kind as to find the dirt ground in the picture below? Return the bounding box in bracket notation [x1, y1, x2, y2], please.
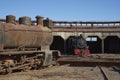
[0, 65, 119, 80]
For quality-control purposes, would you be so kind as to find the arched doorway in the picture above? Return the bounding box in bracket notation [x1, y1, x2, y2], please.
[66, 36, 76, 55]
[104, 36, 120, 53]
[50, 36, 65, 54]
[86, 36, 102, 53]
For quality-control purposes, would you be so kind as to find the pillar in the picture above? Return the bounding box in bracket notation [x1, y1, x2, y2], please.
[102, 39, 104, 53]
[64, 40, 66, 54]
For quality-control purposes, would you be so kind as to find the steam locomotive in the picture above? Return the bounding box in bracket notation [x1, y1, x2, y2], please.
[67, 35, 90, 55]
[0, 15, 60, 74]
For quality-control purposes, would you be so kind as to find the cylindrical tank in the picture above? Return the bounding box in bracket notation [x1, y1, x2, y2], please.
[0, 17, 53, 50]
[19, 16, 31, 26]
[6, 15, 16, 24]
[36, 16, 44, 26]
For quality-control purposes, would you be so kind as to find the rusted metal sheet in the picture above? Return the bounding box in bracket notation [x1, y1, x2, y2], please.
[0, 22, 53, 49]
[0, 22, 4, 50]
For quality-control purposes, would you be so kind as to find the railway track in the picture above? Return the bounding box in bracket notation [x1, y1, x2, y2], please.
[94, 65, 120, 80]
[98, 65, 109, 80]
[0, 64, 119, 80]
[0, 54, 120, 80]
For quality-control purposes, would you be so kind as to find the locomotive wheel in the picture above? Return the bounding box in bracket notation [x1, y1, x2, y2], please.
[52, 51, 61, 66]
[28, 57, 44, 70]
[4, 61, 13, 74]
[52, 57, 59, 66]
[36, 58, 44, 69]
[6, 67, 12, 74]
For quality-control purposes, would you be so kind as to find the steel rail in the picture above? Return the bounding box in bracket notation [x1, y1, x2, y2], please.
[98, 65, 109, 80]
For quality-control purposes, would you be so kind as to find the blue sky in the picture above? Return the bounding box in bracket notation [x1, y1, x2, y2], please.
[0, 0, 120, 21]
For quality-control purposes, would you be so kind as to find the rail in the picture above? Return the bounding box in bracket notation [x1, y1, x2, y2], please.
[98, 65, 109, 80]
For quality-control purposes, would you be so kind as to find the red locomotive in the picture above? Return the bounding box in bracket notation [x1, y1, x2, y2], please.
[68, 35, 90, 56]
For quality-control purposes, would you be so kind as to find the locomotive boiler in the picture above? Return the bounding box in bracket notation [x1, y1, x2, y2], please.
[0, 15, 60, 74]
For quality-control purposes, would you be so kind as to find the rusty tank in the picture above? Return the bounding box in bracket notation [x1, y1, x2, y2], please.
[0, 15, 53, 50]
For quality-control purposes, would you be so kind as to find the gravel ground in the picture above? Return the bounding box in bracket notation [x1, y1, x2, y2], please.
[0, 65, 119, 80]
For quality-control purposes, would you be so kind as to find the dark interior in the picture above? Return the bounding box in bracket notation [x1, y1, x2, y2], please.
[66, 36, 75, 55]
[86, 36, 102, 53]
[51, 36, 120, 54]
[104, 36, 120, 53]
[50, 36, 65, 54]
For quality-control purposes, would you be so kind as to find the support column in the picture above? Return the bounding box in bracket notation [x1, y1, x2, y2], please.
[102, 39, 104, 53]
[64, 40, 66, 54]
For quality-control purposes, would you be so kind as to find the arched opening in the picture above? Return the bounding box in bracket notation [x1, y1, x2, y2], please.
[66, 36, 75, 55]
[104, 36, 120, 53]
[50, 36, 65, 54]
[86, 36, 102, 53]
